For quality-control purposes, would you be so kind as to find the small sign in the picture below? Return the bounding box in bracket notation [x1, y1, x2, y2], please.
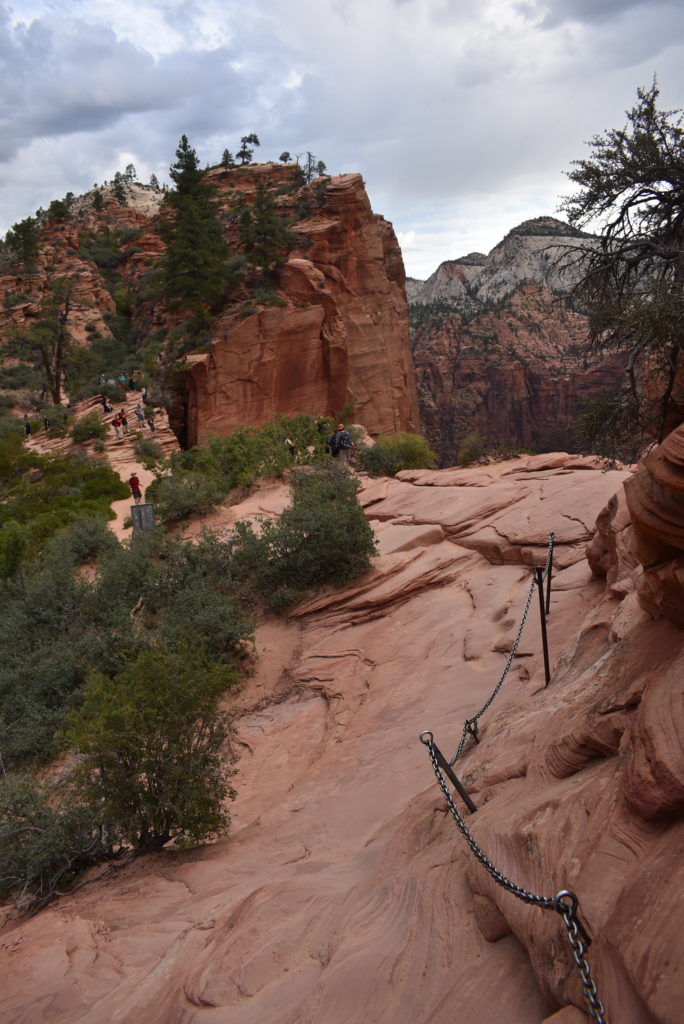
[131, 503, 155, 531]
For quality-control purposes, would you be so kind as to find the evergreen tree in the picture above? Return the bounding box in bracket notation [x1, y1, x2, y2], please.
[162, 135, 233, 318]
[561, 81, 684, 441]
[221, 149, 235, 170]
[149, 173, 160, 189]
[4, 217, 40, 271]
[237, 133, 260, 164]
[112, 172, 127, 205]
[5, 277, 75, 404]
[238, 181, 290, 275]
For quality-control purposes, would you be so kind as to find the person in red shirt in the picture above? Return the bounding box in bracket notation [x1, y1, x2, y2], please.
[112, 414, 121, 439]
[128, 472, 143, 505]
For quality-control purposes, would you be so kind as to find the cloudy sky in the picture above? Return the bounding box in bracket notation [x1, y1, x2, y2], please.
[1, 0, 682, 279]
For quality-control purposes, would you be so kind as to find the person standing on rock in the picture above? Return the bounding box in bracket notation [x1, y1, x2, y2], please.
[134, 404, 146, 427]
[119, 409, 129, 435]
[146, 409, 156, 433]
[328, 423, 354, 467]
[128, 471, 143, 505]
[141, 386, 148, 407]
[23, 415, 31, 439]
[111, 413, 122, 440]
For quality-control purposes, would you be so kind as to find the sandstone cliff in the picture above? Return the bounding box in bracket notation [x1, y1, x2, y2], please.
[1, 452, 682, 1023]
[0, 169, 418, 446]
[177, 172, 418, 446]
[408, 218, 626, 464]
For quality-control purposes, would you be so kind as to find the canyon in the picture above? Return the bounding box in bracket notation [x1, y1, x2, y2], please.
[408, 217, 628, 465]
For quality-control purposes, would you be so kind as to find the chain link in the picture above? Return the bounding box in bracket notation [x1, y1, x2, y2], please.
[448, 533, 554, 765]
[424, 733, 609, 1020]
[555, 892, 609, 1023]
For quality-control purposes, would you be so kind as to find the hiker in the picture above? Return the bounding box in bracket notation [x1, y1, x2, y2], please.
[284, 437, 296, 460]
[147, 409, 156, 433]
[141, 386, 148, 406]
[112, 414, 122, 439]
[23, 415, 31, 438]
[119, 409, 129, 435]
[327, 423, 354, 466]
[128, 471, 143, 505]
[134, 404, 146, 426]
[43, 415, 51, 431]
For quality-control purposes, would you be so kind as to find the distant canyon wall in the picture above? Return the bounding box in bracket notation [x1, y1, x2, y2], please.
[408, 218, 626, 465]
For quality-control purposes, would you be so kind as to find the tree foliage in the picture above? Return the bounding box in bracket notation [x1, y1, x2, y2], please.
[5, 277, 75, 404]
[237, 133, 260, 164]
[560, 81, 684, 443]
[162, 135, 233, 323]
[238, 181, 291, 275]
[63, 648, 236, 852]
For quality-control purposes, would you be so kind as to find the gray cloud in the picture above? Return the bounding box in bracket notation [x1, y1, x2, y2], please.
[0, 0, 682, 278]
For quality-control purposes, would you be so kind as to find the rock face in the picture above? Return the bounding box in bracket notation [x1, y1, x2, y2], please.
[2, 455, 682, 1024]
[408, 218, 627, 464]
[177, 173, 418, 446]
[0, 171, 418, 448]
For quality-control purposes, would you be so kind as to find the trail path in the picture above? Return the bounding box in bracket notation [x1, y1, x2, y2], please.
[25, 391, 180, 538]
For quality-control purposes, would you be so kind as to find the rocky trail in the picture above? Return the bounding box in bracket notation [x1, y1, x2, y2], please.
[1, 440, 683, 1023]
[25, 391, 180, 537]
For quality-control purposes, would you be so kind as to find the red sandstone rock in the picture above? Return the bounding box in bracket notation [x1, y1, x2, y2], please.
[180, 174, 419, 445]
[1, 458, 683, 1024]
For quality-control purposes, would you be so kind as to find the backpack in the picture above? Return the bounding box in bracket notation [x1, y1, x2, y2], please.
[328, 432, 341, 457]
[338, 430, 353, 449]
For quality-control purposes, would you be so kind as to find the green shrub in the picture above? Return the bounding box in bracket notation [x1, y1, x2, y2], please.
[230, 467, 377, 610]
[71, 411, 107, 443]
[63, 647, 236, 851]
[358, 431, 436, 477]
[0, 772, 107, 914]
[133, 435, 164, 469]
[457, 432, 486, 466]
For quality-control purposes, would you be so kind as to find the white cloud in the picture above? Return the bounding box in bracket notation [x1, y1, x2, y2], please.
[0, 0, 682, 277]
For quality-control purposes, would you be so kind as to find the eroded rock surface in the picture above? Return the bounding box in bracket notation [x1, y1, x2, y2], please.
[1, 455, 682, 1024]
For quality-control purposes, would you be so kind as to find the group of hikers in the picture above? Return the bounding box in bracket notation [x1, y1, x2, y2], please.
[99, 372, 156, 442]
[284, 421, 355, 466]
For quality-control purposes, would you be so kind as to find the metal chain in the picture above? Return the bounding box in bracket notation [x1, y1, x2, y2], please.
[449, 532, 554, 765]
[555, 892, 609, 1024]
[424, 739, 609, 1022]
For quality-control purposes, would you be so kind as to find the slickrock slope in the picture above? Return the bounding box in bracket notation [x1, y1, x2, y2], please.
[2, 454, 683, 1023]
[408, 218, 626, 464]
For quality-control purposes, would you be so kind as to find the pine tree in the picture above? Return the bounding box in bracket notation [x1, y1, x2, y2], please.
[4, 217, 40, 271]
[163, 135, 233, 317]
[238, 181, 290, 275]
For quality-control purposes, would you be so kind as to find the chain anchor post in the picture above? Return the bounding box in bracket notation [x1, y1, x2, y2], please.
[420, 732, 477, 813]
[534, 566, 551, 686]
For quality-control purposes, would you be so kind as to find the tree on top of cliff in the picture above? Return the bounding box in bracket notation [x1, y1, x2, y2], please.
[162, 135, 233, 323]
[560, 80, 684, 442]
[238, 181, 291, 276]
[237, 133, 260, 164]
[4, 216, 40, 272]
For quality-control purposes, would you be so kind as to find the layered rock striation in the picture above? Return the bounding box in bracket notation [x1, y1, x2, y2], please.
[2, 454, 682, 1023]
[179, 173, 418, 446]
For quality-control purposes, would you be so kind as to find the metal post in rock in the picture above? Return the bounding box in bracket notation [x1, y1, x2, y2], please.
[534, 566, 551, 686]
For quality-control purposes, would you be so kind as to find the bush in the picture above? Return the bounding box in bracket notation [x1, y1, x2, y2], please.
[230, 467, 377, 610]
[63, 647, 237, 851]
[0, 772, 107, 914]
[358, 431, 436, 477]
[71, 411, 107, 443]
[457, 432, 486, 466]
[134, 435, 164, 469]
